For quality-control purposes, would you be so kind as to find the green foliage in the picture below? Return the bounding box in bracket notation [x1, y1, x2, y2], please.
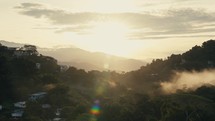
[0, 40, 215, 121]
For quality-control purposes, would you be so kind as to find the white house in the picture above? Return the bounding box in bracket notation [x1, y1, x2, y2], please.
[60, 65, 69, 72]
[14, 101, 26, 108]
[11, 109, 24, 118]
[55, 108, 62, 116]
[29, 92, 47, 101]
[53, 118, 63, 121]
[36, 63, 41, 69]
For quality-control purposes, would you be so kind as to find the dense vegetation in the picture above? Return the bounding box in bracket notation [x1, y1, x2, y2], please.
[0, 40, 215, 121]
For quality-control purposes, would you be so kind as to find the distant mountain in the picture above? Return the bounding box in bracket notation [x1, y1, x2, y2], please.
[40, 47, 146, 72]
[0, 40, 146, 72]
[0, 40, 24, 47]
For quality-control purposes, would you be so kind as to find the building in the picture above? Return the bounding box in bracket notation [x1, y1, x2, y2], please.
[29, 92, 47, 101]
[36, 63, 41, 69]
[53, 118, 63, 121]
[14, 101, 26, 108]
[60, 65, 69, 72]
[11, 109, 24, 118]
[55, 108, 62, 116]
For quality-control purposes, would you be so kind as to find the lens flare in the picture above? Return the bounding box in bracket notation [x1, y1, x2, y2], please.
[90, 100, 101, 115]
[91, 105, 100, 115]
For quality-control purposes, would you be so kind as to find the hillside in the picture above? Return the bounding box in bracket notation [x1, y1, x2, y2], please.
[121, 40, 215, 93]
[0, 40, 215, 121]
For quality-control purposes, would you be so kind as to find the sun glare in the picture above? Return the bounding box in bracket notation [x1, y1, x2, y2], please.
[63, 21, 144, 58]
[88, 22, 131, 55]
[91, 22, 128, 41]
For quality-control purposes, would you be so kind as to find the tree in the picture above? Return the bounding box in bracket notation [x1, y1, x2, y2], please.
[22, 45, 39, 56]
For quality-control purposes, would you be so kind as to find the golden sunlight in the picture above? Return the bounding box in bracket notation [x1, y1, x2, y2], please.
[63, 21, 145, 58]
[88, 21, 130, 56]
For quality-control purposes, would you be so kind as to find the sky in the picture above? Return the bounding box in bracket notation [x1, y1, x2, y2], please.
[0, 0, 215, 60]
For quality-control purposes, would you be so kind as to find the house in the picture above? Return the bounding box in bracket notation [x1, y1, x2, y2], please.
[29, 92, 47, 101]
[11, 109, 24, 118]
[42, 104, 51, 109]
[0, 105, 2, 110]
[36, 63, 41, 69]
[60, 65, 69, 72]
[53, 118, 63, 121]
[55, 108, 62, 116]
[14, 101, 26, 108]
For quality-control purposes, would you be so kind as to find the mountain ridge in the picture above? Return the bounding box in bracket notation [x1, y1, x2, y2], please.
[0, 40, 146, 72]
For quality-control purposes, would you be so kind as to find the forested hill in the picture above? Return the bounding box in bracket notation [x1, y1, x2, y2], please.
[121, 40, 215, 93]
[134, 39, 215, 75]
[0, 40, 215, 121]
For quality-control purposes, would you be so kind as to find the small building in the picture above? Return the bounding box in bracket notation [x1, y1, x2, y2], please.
[60, 65, 69, 72]
[29, 92, 47, 101]
[55, 108, 62, 116]
[53, 118, 63, 121]
[36, 63, 41, 69]
[42, 104, 51, 109]
[11, 109, 24, 118]
[14, 101, 26, 108]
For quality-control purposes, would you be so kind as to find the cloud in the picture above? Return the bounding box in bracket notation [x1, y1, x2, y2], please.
[15, 3, 104, 25]
[55, 25, 93, 34]
[14, 3, 42, 9]
[129, 34, 215, 40]
[15, 3, 215, 39]
[140, 0, 195, 7]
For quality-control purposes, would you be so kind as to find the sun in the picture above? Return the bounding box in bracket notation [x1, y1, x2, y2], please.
[90, 21, 128, 42]
[64, 21, 143, 58]
[87, 21, 131, 56]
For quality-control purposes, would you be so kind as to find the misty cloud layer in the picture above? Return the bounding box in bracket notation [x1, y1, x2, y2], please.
[15, 3, 215, 39]
[161, 69, 215, 93]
